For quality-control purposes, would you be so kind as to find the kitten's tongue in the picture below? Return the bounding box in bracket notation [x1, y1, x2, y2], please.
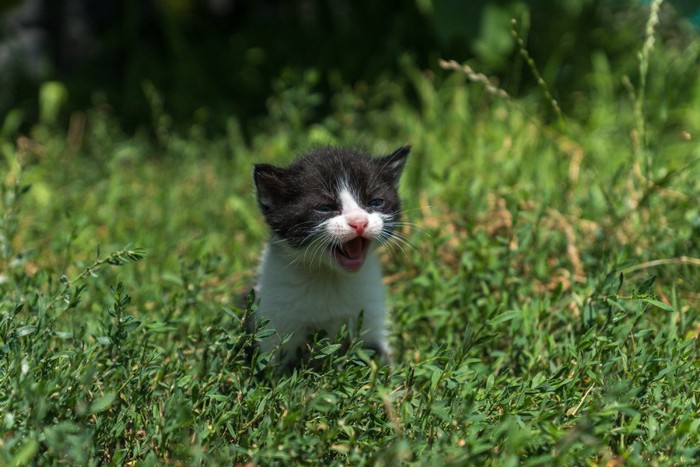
[343, 237, 365, 259]
[334, 237, 370, 272]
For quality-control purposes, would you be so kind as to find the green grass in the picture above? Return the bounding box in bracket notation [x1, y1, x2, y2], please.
[2, 7, 700, 465]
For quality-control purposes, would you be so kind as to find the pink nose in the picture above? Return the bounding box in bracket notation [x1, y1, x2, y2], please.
[347, 218, 368, 234]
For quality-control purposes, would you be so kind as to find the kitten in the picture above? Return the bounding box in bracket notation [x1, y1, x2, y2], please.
[251, 145, 410, 366]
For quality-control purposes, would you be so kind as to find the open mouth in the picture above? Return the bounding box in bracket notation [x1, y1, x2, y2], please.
[332, 237, 371, 272]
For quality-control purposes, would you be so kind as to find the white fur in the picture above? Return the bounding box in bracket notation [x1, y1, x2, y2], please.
[326, 186, 384, 240]
[254, 189, 390, 364]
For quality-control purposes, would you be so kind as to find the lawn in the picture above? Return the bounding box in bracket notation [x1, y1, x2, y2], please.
[1, 3, 699, 465]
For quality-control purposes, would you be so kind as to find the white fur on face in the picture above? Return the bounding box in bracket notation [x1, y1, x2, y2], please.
[325, 186, 384, 241]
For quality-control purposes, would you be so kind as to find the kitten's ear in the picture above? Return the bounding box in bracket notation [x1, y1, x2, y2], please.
[379, 145, 411, 187]
[254, 164, 287, 213]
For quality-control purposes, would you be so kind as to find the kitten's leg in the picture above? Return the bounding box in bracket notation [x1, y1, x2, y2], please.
[362, 328, 391, 363]
[360, 313, 391, 362]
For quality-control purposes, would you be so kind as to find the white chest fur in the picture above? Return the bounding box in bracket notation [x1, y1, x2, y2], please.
[254, 241, 389, 363]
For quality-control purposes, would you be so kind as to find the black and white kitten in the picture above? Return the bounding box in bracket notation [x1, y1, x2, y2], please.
[252, 146, 410, 366]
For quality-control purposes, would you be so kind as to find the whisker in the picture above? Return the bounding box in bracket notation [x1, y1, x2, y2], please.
[382, 217, 431, 237]
[303, 236, 323, 264]
[389, 232, 415, 249]
[379, 237, 401, 259]
[309, 236, 328, 271]
[376, 228, 416, 258]
[385, 237, 411, 257]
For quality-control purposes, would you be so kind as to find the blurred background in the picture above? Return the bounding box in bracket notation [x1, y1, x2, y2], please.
[2, 0, 699, 138]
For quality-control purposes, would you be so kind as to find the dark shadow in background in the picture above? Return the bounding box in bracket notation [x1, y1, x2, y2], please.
[1, 0, 698, 136]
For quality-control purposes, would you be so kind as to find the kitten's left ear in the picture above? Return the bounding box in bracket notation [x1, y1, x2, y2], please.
[380, 145, 411, 187]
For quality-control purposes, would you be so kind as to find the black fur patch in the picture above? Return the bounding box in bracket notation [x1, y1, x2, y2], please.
[254, 146, 410, 248]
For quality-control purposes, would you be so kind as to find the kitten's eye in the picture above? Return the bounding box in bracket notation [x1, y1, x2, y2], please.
[314, 204, 336, 213]
[368, 198, 385, 208]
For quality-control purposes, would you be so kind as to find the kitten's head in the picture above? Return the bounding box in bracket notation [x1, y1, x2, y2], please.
[254, 146, 410, 272]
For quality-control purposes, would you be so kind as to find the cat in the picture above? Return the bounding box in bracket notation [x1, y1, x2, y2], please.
[250, 145, 411, 367]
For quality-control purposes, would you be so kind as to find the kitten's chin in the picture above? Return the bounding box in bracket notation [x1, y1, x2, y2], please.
[332, 237, 372, 272]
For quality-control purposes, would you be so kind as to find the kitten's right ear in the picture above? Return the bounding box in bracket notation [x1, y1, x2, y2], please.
[254, 164, 287, 213]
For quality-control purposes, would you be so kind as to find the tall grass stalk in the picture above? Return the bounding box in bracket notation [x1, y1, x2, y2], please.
[627, 0, 665, 210]
[510, 18, 564, 123]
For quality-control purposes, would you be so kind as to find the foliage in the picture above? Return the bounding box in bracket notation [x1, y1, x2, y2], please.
[1, 1, 699, 464]
[2, 0, 699, 132]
